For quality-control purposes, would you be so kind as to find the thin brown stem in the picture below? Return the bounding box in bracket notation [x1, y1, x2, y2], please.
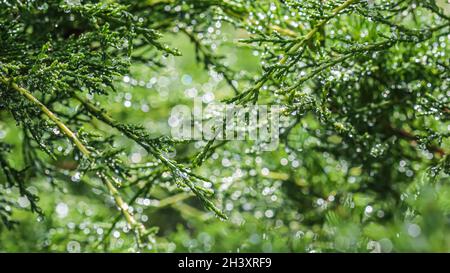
[0, 76, 146, 243]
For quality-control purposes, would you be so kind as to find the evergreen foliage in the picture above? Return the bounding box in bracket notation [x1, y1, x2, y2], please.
[0, 0, 448, 252]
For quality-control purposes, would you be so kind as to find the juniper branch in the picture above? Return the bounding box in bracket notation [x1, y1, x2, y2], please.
[0, 76, 147, 245]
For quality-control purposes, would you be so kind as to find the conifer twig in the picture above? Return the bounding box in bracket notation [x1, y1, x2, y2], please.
[0, 76, 147, 246]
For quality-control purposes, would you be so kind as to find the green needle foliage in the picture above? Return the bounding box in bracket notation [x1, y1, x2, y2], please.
[0, 0, 449, 252]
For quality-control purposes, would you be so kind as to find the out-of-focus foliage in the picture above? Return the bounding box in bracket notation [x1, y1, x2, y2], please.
[0, 0, 449, 252]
